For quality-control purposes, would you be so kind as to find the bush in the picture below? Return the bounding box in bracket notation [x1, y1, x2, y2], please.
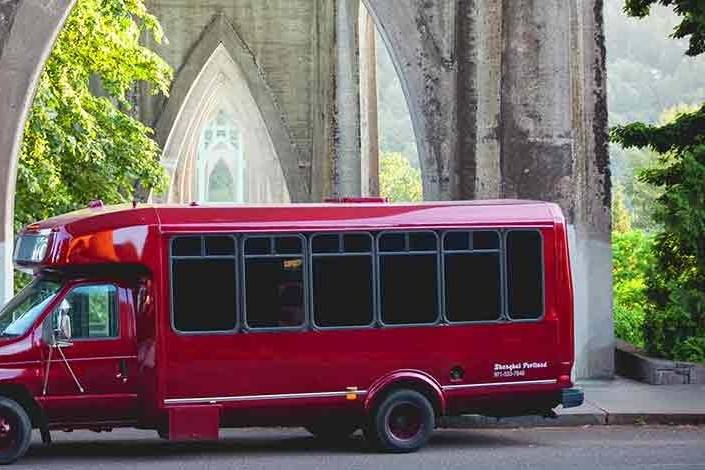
[612, 230, 654, 349]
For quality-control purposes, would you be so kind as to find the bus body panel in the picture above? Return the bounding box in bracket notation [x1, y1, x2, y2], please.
[4, 200, 578, 436]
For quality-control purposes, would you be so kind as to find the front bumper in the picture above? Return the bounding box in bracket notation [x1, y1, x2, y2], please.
[560, 388, 584, 409]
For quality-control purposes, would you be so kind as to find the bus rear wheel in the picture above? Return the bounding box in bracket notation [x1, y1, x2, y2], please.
[366, 389, 434, 453]
[304, 420, 358, 441]
[0, 397, 32, 465]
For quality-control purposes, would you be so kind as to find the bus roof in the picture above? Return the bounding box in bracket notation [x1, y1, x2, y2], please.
[27, 200, 563, 236]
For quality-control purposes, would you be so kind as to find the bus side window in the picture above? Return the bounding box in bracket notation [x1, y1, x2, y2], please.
[244, 235, 305, 329]
[50, 284, 119, 340]
[311, 233, 374, 328]
[171, 236, 238, 333]
[443, 231, 501, 323]
[378, 232, 439, 326]
[506, 230, 544, 320]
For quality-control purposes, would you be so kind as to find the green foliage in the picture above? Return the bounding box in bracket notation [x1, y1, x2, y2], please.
[605, 0, 705, 229]
[16, 0, 172, 233]
[610, 0, 705, 363]
[612, 185, 633, 233]
[379, 152, 422, 202]
[612, 231, 655, 349]
[612, 100, 705, 363]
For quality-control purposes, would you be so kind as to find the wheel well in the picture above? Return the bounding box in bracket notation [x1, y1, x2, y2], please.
[0, 384, 45, 429]
[368, 380, 443, 418]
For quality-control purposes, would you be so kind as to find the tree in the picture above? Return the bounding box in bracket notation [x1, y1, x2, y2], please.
[16, 0, 172, 233]
[379, 152, 422, 202]
[612, 185, 632, 233]
[612, 230, 655, 349]
[611, 1, 705, 362]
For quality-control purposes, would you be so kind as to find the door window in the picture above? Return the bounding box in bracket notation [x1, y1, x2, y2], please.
[50, 285, 119, 340]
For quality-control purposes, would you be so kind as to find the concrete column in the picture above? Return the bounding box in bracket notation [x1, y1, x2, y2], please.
[333, 0, 362, 198]
[500, 0, 612, 378]
[311, 0, 336, 202]
[569, 0, 613, 379]
[359, 4, 379, 197]
[454, 0, 479, 199]
[0, 0, 76, 306]
[473, 0, 503, 199]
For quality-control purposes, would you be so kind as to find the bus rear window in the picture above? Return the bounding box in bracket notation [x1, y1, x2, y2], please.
[506, 230, 544, 320]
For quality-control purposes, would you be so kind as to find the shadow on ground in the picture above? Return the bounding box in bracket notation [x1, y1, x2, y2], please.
[21, 429, 540, 464]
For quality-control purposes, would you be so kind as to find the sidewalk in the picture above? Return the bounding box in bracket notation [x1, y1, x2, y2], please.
[442, 377, 705, 428]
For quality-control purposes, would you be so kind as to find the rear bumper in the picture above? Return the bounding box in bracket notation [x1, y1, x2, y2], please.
[560, 388, 584, 409]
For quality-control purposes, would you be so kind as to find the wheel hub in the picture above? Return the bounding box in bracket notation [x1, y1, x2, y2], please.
[387, 403, 423, 440]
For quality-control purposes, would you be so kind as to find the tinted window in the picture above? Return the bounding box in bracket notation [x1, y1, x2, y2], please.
[379, 233, 405, 252]
[445, 253, 501, 322]
[205, 236, 235, 256]
[312, 234, 339, 253]
[245, 257, 305, 328]
[380, 254, 438, 325]
[245, 237, 270, 255]
[276, 236, 303, 255]
[409, 232, 437, 251]
[313, 256, 374, 327]
[506, 230, 544, 319]
[474, 231, 500, 250]
[173, 237, 202, 257]
[312, 233, 374, 327]
[444, 232, 470, 251]
[172, 259, 237, 332]
[344, 234, 372, 253]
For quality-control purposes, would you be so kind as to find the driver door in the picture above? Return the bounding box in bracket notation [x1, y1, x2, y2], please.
[41, 283, 139, 424]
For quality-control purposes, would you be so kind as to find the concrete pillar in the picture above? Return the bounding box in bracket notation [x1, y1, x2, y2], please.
[454, 0, 479, 199]
[359, 4, 379, 197]
[0, 0, 76, 306]
[569, 0, 613, 379]
[311, 0, 336, 202]
[500, 0, 612, 378]
[333, 0, 362, 198]
[473, 0, 503, 199]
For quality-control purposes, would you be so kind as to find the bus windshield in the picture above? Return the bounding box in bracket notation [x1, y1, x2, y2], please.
[0, 280, 61, 337]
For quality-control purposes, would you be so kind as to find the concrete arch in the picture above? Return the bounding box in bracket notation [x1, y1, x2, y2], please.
[361, 0, 457, 200]
[0, 0, 77, 304]
[153, 13, 306, 203]
[156, 43, 291, 204]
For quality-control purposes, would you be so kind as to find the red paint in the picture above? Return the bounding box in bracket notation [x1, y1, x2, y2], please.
[2, 200, 576, 440]
[168, 405, 220, 441]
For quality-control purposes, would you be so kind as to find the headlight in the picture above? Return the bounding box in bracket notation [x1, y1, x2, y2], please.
[13, 231, 51, 264]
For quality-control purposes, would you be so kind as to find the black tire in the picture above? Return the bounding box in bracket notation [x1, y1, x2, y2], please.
[365, 389, 435, 453]
[0, 397, 32, 465]
[305, 420, 359, 441]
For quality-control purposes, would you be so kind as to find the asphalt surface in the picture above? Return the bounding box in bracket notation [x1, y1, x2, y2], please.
[15, 426, 705, 469]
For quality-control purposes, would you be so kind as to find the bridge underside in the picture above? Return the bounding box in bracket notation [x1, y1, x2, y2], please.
[0, 0, 611, 378]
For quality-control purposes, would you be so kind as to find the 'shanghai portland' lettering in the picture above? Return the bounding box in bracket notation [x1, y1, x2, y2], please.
[494, 362, 548, 371]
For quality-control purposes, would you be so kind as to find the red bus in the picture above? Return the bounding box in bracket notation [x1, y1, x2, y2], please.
[0, 199, 582, 463]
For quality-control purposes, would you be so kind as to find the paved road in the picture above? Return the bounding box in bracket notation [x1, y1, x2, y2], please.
[15, 426, 705, 469]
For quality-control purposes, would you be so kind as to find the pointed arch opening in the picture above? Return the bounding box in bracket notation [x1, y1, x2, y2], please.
[157, 43, 290, 204]
[358, 1, 422, 201]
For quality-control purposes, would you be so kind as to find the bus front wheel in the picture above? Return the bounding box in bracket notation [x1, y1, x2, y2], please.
[0, 397, 32, 465]
[365, 389, 434, 453]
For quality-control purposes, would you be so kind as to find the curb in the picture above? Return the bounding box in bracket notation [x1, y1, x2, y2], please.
[439, 412, 705, 429]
